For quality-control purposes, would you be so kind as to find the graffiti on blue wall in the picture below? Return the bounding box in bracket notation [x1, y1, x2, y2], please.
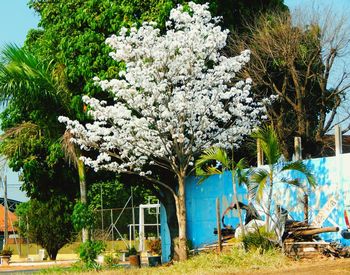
[161, 153, 350, 262]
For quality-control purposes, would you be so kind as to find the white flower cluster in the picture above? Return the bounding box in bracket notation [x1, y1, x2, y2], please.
[59, 2, 266, 176]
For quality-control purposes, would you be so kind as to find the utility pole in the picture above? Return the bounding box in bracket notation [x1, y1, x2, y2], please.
[4, 175, 8, 249]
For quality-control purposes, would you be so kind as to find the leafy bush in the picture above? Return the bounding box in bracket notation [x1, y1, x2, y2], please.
[104, 253, 119, 267]
[77, 240, 106, 266]
[72, 202, 96, 232]
[242, 227, 275, 251]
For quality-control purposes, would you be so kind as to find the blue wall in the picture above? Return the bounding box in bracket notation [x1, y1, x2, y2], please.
[161, 153, 350, 261]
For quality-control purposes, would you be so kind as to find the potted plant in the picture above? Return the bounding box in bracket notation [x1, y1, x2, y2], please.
[0, 248, 13, 266]
[147, 239, 161, 267]
[127, 246, 140, 268]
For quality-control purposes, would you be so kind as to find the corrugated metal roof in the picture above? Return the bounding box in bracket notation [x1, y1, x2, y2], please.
[0, 204, 17, 232]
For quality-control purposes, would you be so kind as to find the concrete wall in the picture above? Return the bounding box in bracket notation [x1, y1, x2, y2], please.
[161, 153, 350, 261]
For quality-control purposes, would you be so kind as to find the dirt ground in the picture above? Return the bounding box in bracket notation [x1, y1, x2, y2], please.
[94, 258, 350, 275]
[259, 258, 350, 275]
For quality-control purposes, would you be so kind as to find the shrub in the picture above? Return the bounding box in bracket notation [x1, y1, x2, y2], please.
[242, 227, 276, 252]
[78, 240, 106, 266]
[104, 253, 119, 267]
[72, 202, 96, 232]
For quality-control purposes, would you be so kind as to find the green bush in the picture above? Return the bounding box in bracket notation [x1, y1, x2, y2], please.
[72, 202, 96, 232]
[104, 253, 119, 267]
[77, 240, 106, 266]
[242, 227, 275, 252]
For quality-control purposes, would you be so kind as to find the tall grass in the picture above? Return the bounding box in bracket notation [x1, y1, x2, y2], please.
[110, 247, 288, 275]
[40, 247, 288, 274]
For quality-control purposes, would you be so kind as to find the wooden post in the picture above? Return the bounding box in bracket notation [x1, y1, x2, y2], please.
[4, 176, 8, 249]
[303, 193, 309, 224]
[335, 125, 342, 156]
[216, 198, 222, 253]
[294, 137, 308, 223]
[257, 139, 264, 167]
[294, 137, 302, 161]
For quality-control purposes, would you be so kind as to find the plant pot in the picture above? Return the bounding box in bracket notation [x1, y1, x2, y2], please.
[129, 254, 141, 268]
[148, 255, 161, 267]
[0, 256, 11, 266]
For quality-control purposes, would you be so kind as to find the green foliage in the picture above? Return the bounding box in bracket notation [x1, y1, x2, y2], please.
[241, 227, 275, 251]
[195, 146, 249, 235]
[104, 253, 119, 267]
[195, 147, 248, 185]
[72, 202, 96, 232]
[0, 46, 79, 201]
[250, 126, 316, 202]
[14, 202, 30, 239]
[77, 240, 106, 266]
[250, 126, 316, 231]
[26, 0, 286, 108]
[15, 197, 74, 260]
[251, 126, 280, 165]
[88, 178, 152, 210]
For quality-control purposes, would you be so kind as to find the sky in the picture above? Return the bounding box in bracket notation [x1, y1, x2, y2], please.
[0, 0, 349, 201]
[0, 1, 39, 201]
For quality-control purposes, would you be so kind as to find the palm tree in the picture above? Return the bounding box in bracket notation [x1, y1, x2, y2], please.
[61, 130, 88, 242]
[0, 45, 88, 241]
[195, 147, 249, 236]
[250, 126, 316, 231]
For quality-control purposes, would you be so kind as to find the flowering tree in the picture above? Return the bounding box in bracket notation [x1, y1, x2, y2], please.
[59, 2, 266, 260]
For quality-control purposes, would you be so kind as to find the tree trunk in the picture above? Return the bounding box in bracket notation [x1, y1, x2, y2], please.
[175, 172, 188, 261]
[48, 249, 58, 260]
[77, 159, 88, 242]
[232, 174, 245, 237]
[266, 172, 273, 231]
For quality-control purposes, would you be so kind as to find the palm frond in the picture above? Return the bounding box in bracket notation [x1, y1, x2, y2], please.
[251, 125, 281, 165]
[281, 161, 316, 187]
[195, 147, 230, 170]
[0, 122, 41, 157]
[235, 158, 248, 170]
[250, 168, 269, 201]
[0, 44, 70, 108]
[280, 177, 301, 187]
[234, 158, 250, 187]
[61, 130, 80, 167]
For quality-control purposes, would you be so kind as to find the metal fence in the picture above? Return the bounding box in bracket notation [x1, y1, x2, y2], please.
[93, 205, 160, 250]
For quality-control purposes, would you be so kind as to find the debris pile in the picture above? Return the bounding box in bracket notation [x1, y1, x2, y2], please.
[283, 220, 339, 242]
[322, 242, 350, 258]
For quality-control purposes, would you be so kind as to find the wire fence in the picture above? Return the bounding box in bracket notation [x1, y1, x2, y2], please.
[93, 206, 160, 249]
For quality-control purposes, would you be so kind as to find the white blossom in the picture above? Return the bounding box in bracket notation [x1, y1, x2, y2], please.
[59, 2, 267, 176]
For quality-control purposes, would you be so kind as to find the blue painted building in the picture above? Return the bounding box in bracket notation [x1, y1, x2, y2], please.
[161, 153, 350, 262]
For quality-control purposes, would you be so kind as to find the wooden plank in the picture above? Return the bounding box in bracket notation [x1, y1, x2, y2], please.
[216, 198, 222, 253]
